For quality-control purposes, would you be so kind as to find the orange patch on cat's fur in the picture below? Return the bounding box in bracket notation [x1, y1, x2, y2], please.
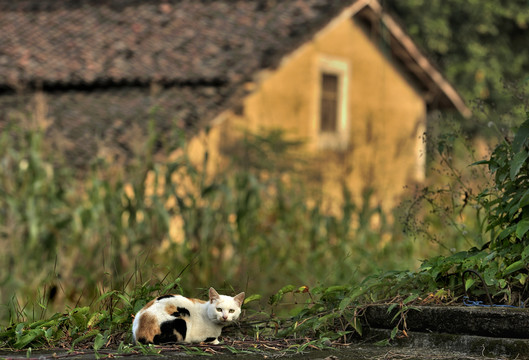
[190, 298, 206, 304]
[135, 313, 160, 343]
[165, 304, 177, 315]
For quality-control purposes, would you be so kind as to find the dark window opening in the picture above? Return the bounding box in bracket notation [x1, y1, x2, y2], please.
[320, 73, 339, 133]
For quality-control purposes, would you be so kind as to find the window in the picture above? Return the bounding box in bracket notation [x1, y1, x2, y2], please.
[315, 56, 350, 150]
[320, 73, 339, 133]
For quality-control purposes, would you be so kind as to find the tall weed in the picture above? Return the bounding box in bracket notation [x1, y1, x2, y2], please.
[3, 110, 501, 330]
[0, 116, 426, 324]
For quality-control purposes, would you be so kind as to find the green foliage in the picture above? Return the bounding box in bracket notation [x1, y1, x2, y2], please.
[416, 114, 529, 302]
[393, 113, 529, 307]
[387, 0, 529, 131]
[241, 106, 529, 347]
[477, 114, 529, 243]
[0, 277, 179, 350]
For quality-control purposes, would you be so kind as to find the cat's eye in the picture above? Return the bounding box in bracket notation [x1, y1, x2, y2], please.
[216, 308, 222, 312]
[229, 309, 235, 313]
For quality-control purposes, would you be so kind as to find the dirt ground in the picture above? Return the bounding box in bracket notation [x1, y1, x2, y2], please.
[0, 344, 518, 360]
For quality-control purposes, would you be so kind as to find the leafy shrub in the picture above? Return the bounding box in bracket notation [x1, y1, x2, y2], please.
[478, 116, 529, 244]
[394, 114, 529, 306]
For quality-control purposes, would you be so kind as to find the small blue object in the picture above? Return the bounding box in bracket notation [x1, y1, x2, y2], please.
[463, 296, 524, 308]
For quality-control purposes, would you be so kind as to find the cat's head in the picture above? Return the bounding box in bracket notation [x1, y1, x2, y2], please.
[206, 287, 245, 325]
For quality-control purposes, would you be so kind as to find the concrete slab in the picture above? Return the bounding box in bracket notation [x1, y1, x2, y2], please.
[364, 305, 529, 338]
[361, 305, 529, 358]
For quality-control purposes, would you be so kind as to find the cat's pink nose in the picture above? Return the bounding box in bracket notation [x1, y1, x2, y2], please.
[222, 315, 228, 320]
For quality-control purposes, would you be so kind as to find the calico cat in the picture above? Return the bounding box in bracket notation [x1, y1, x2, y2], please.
[132, 287, 245, 345]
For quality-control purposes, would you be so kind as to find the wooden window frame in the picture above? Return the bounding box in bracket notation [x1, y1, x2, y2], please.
[320, 72, 340, 133]
[315, 56, 350, 150]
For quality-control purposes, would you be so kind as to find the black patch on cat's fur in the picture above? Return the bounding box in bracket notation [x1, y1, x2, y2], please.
[204, 337, 217, 343]
[177, 307, 190, 317]
[156, 294, 175, 301]
[152, 318, 187, 344]
[170, 307, 190, 318]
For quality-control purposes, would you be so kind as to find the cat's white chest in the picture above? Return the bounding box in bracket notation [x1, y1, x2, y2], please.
[184, 306, 223, 343]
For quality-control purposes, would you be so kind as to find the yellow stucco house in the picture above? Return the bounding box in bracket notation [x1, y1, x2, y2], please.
[193, 0, 470, 210]
[0, 0, 469, 209]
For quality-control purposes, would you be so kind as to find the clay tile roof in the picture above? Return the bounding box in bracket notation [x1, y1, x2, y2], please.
[0, 0, 354, 88]
[0, 0, 470, 128]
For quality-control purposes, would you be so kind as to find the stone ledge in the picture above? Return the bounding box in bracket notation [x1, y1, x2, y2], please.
[364, 304, 529, 338]
[367, 328, 529, 359]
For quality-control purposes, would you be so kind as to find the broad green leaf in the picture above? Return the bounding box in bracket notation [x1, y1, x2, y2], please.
[70, 307, 90, 316]
[484, 251, 497, 262]
[317, 312, 340, 328]
[515, 273, 528, 285]
[87, 312, 105, 328]
[498, 169, 509, 184]
[70, 307, 90, 329]
[403, 293, 420, 304]
[268, 293, 281, 306]
[289, 307, 304, 317]
[28, 320, 48, 329]
[72, 329, 99, 347]
[509, 199, 523, 217]
[116, 293, 132, 306]
[510, 151, 529, 180]
[269, 285, 296, 305]
[44, 327, 54, 341]
[14, 329, 44, 349]
[519, 189, 529, 208]
[387, 303, 398, 315]
[243, 294, 261, 305]
[93, 333, 106, 351]
[522, 245, 529, 260]
[498, 225, 516, 240]
[375, 339, 391, 346]
[516, 219, 529, 239]
[391, 310, 402, 323]
[471, 159, 490, 166]
[484, 265, 498, 286]
[465, 278, 475, 291]
[14, 322, 26, 342]
[390, 326, 398, 339]
[339, 297, 352, 311]
[512, 120, 529, 154]
[278, 285, 296, 294]
[504, 260, 525, 275]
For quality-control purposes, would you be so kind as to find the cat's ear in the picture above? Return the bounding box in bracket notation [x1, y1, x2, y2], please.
[209, 287, 220, 302]
[233, 292, 245, 307]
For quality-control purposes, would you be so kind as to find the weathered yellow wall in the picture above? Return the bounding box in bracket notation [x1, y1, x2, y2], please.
[193, 15, 427, 211]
